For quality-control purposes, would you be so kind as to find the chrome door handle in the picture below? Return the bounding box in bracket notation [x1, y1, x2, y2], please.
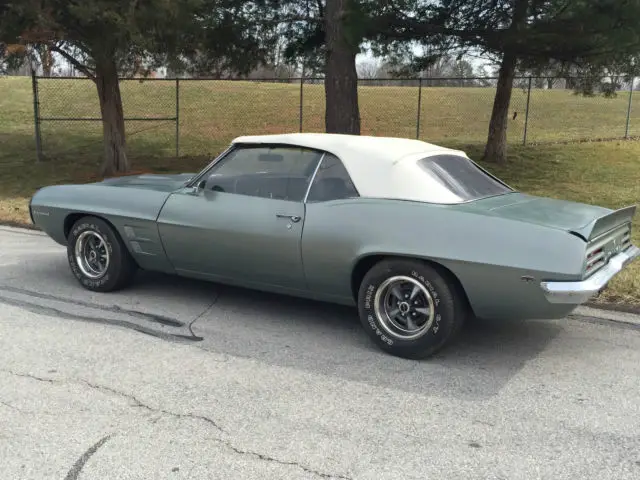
[276, 214, 301, 223]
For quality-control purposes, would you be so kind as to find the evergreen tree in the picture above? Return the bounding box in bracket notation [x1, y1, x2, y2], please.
[1, 0, 277, 174]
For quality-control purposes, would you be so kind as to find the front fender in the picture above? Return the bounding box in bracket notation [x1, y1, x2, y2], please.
[30, 184, 176, 274]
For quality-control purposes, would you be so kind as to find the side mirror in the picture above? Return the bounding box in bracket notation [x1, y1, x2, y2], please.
[188, 179, 207, 196]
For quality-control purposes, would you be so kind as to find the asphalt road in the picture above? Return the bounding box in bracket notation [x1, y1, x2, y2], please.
[1, 226, 639, 480]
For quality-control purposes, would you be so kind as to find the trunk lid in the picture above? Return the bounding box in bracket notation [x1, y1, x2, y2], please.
[97, 173, 196, 193]
[463, 193, 636, 241]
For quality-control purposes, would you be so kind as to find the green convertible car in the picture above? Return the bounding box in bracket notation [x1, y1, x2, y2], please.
[30, 133, 639, 359]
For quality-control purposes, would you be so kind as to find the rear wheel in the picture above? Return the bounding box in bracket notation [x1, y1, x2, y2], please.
[67, 216, 137, 292]
[357, 258, 467, 359]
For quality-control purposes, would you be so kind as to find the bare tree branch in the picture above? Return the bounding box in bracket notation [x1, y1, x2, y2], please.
[50, 43, 95, 79]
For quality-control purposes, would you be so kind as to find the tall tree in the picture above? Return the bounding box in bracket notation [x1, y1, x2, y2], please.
[1, 0, 276, 175]
[280, 0, 365, 134]
[480, 0, 528, 162]
[369, 0, 640, 163]
[324, 0, 361, 133]
[36, 44, 54, 76]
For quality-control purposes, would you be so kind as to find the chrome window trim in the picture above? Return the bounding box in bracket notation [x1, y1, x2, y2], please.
[189, 140, 513, 205]
[302, 153, 326, 204]
[186, 146, 235, 188]
[303, 152, 361, 204]
[414, 153, 515, 203]
[188, 143, 327, 203]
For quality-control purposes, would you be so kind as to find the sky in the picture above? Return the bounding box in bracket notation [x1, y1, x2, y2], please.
[41, 45, 495, 78]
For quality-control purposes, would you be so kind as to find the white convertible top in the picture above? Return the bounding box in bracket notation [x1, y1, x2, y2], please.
[231, 133, 483, 203]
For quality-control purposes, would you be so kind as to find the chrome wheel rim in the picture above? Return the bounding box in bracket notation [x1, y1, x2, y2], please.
[373, 276, 435, 340]
[74, 231, 110, 279]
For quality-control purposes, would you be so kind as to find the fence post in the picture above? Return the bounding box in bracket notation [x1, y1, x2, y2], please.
[299, 77, 304, 133]
[31, 70, 43, 162]
[175, 77, 180, 157]
[625, 77, 634, 139]
[522, 76, 532, 146]
[416, 78, 423, 139]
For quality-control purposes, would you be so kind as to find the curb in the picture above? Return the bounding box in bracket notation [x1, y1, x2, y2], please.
[0, 220, 40, 231]
[585, 301, 640, 316]
[572, 306, 640, 327]
[0, 224, 44, 236]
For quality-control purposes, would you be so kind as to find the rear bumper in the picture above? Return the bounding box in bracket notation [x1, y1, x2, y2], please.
[540, 245, 640, 304]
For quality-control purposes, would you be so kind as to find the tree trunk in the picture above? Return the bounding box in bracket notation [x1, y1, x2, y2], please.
[482, 52, 517, 164]
[482, 0, 529, 164]
[94, 58, 129, 176]
[324, 0, 360, 134]
[41, 45, 53, 77]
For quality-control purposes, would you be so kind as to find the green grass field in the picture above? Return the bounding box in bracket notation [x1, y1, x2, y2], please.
[3, 76, 640, 163]
[0, 75, 639, 306]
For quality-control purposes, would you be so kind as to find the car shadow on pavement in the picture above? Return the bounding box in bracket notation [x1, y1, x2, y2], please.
[1, 247, 563, 400]
[130, 271, 564, 399]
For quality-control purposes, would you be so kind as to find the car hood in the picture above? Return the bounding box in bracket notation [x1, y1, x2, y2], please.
[97, 173, 196, 192]
[462, 193, 635, 240]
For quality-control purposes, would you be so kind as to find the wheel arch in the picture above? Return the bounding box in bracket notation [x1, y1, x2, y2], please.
[63, 212, 138, 265]
[64, 212, 119, 240]
[350, 253, 474, 315]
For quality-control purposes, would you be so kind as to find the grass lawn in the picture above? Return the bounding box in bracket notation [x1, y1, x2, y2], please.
[0, 76, 639, 306]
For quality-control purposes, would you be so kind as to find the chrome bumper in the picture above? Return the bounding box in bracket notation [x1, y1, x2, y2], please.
[541, 245, 640, 304]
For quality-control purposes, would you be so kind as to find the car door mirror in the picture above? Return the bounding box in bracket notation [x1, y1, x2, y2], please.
[187, 179, 207, 196]
[204, 174, 231, 194]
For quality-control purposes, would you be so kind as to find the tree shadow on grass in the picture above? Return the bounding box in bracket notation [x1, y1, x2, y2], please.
[0, 129, 212, 202]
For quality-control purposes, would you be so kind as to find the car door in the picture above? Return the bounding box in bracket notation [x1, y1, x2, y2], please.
[156, 145, 323, 291]
[299, 153, 362, 300]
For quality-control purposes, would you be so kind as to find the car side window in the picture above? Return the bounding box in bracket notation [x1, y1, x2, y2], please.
[306, 153, 359, 202]
[204, 146, 323, 202]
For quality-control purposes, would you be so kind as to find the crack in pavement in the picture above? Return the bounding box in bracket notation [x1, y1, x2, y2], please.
[0, 285, 225, 344]
[9, 370, 57, 383]
[0, 285, 185, 327]
[188, 292, 221, 339]
[79, 380, 224, 433]
[218, 444, 353, 480]
[0, 294, 201, 343]
[64, 434, 112, 480]
[0, 399, 21, 411]
[1, 369, 224, 433]
[0, 398, 56, 415]
[2, 369, 353, 479]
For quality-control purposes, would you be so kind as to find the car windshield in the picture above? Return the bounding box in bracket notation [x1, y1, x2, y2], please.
[416, 154, 513, 201]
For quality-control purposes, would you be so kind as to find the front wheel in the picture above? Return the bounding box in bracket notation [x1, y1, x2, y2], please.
[67, 216, 137, 292]
[357, 259, 467, 359]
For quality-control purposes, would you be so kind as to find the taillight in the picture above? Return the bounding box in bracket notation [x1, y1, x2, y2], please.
[583, 223, 632, 277]
[585, 247, 605, 274]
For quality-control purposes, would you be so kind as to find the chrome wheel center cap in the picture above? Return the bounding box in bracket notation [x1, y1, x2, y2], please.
[399, 302, 410, 314]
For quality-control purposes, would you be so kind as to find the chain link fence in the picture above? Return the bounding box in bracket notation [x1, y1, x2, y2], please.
[27, 74, 639, 162]
[34, 76, 178, 163]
